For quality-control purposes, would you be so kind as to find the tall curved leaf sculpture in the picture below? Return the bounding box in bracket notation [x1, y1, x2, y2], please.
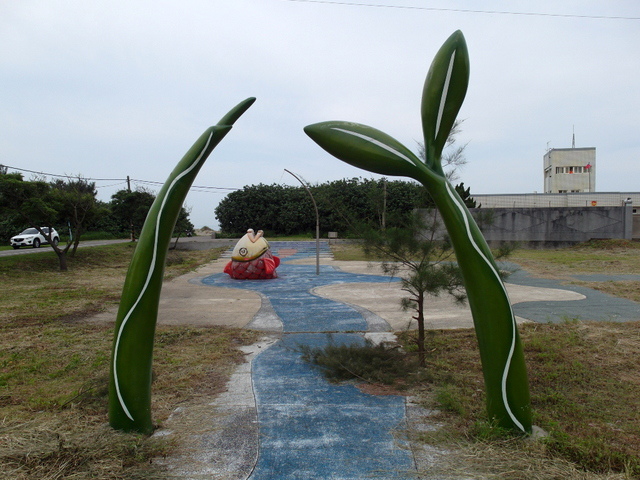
[305, 31, 532, 433]
[109, 97, 255, 434]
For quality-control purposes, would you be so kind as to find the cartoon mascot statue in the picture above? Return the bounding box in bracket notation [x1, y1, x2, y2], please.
[224, 229, 280, 279]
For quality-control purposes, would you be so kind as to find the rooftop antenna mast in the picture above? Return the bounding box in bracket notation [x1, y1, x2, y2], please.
[572, 125, 575, 148]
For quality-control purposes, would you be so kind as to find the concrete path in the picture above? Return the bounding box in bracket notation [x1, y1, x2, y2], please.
[501, 262, 640, 323]
[200, 242, 414, 479]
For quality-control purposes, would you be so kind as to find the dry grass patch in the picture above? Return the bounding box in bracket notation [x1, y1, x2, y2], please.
[0, 415, 168, 480]
[511, 240, 640, 277]
[571, 280, 640, 303]
[406, 321, 640, 477]
[525, 321, 640, 476]
[330, 242, 370, 261]
[0, 242, 258, 479]
[510, 240, 640, 303]
[162, 246, 228, 280]
[0, 321, 259, 479]
[417, 435, 629, 480]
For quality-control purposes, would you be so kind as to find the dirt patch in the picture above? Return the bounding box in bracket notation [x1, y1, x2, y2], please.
[356, 382, 407, 396]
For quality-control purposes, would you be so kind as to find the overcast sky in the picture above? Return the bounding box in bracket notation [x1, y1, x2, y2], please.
[2, 0, 639, 229]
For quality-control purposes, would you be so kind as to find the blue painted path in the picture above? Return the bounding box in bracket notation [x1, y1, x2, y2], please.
[202, 241, 415, 479]
[499, 262, 640, 323]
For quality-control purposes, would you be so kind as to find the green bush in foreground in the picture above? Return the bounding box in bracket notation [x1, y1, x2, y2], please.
[299, 339, 417, 387]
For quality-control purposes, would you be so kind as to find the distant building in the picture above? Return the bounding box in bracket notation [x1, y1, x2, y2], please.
[459, 144, 640, 244]
[543, 147, 595, 193]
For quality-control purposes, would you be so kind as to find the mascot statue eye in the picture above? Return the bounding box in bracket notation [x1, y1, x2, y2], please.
[239, 247, 248, 256]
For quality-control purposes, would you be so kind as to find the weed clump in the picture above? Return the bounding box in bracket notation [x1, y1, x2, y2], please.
[299, 339, 418, 387]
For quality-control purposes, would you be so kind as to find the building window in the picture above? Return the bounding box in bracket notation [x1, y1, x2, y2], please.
[555, 166, 587, 174]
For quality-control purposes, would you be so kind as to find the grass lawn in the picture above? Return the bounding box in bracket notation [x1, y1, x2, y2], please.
[409, 321, 640, 479]
[511, 239, 640, 304]
[331, 241, 386, 261]
[510, 239, 640, 276]
[0, 244, 259, 479]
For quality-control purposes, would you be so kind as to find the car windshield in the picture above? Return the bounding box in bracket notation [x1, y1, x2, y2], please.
[20, 228, 39, 235]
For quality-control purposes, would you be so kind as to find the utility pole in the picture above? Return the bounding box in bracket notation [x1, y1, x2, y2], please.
[127, 176, 135, 242]
[382, 178, 387, 230]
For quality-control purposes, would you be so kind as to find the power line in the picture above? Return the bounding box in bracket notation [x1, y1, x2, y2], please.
[96, 181, 129, 189]
[131, 179, 239, 191]
[1, 165, 124, 182]
[1, 164, 241, 193]
[284, 0, 640, 21]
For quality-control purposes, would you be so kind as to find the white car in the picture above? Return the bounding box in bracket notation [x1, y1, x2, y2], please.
[10, 227, 60, 249]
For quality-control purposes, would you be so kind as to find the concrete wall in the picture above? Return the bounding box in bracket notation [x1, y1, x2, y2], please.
[466, 206, 635, 247]
[473, 192, 640, 208]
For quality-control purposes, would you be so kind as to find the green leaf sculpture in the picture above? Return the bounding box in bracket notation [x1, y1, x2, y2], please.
[305, 31, 532, 433]
[109, 97, 255, 434]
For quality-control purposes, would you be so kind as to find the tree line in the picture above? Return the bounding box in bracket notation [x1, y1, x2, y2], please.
[0, 168, 192, 270]
[214, 177, 476, 237]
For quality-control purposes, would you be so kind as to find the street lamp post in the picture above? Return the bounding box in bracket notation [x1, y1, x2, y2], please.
[284, 169, 320, 275]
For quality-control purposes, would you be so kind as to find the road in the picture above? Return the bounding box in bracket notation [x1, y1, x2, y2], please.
[0, 239, 131, 257]
[0, 235, 231, 257]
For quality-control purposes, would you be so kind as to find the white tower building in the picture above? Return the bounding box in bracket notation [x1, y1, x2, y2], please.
[543, 147, 596, 193]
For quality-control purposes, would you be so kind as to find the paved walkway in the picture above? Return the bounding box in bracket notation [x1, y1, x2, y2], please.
[202, 243, 414, 479]
[501, 262, 640, 323]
